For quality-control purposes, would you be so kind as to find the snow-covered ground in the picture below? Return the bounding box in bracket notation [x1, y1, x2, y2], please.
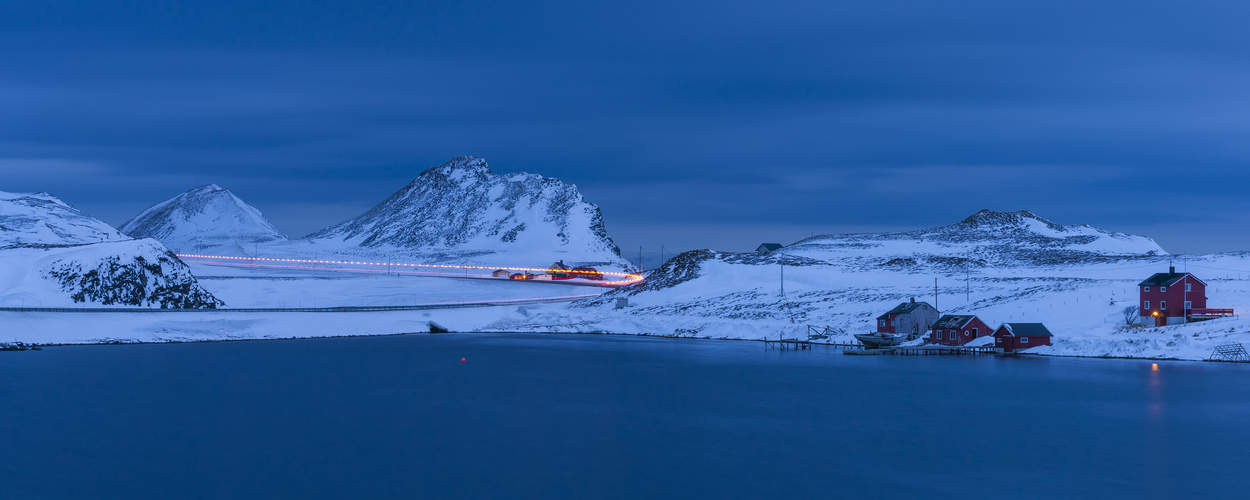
[11, 249, 1248, 362]
[476, 251, 1250, 361]
[1, 261, 606, 344]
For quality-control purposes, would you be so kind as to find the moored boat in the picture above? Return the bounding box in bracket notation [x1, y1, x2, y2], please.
[853, 332, 906, 348]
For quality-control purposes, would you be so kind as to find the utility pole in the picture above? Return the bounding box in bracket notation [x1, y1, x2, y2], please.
[781, 263, 794, 324]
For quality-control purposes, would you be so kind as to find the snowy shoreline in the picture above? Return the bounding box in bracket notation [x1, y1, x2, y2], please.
[2, 312, 1238, 364]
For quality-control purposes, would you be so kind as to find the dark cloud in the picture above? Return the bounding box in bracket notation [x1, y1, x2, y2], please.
[1, 1, 1248, 258]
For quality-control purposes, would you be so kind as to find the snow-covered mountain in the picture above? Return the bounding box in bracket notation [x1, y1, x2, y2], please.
[0, 190, 222, 308]
[301, 156, 624, 266]
[121, 184, 286, 252]
[1, 191, 129, 248]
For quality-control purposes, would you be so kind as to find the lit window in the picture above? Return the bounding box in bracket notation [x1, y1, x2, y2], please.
[1161, 301, 1167, 310]
[1022, 337, 1029, 343]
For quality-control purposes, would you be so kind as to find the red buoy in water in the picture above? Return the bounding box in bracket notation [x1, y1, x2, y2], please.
[460, 358, 466, 363]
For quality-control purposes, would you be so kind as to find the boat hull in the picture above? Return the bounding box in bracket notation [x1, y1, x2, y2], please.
[854, 333, 906, 348]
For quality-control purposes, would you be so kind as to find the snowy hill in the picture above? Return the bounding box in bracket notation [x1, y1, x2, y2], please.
[120, 184, 287, 252]
[1, 190, 129, 248]
[0, 190, 222, 308]
[782, 209, 1165, 269]
[300, 156, 625, 266]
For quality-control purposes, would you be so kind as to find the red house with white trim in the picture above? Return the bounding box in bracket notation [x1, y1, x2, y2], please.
[1138, 266, 1231, 326]
[929, 314, 993, 346]
[993, 323, 1053, 352]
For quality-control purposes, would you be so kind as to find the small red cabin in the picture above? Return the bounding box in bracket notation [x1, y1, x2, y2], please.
[929, 315, 993, 346]
[993, 323, 1053, 352]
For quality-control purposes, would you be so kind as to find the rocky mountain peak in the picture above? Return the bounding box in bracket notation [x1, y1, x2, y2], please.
[958, 209, 1055, 229]
[304, 156, 623, 265]
[410, 156, 493, 185]
[188, 183, 225, 194]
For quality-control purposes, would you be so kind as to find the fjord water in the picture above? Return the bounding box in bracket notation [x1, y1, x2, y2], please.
[2, 334, 1248, 499]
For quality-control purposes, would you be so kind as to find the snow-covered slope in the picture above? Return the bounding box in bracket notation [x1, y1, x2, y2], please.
[301, 156, 624, 266]
[1, 190, 128, 248]
[120, 184, 286, 252]
[0, 190, 222, 308]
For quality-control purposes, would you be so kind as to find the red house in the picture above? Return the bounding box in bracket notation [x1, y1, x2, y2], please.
[993, 323, 1053, 352]
[929, 314, 993, 346]
[1138, 266, 1231, 326]
[571, 266, 604, 281]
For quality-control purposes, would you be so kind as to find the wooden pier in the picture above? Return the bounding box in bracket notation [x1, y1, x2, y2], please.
[841, 345, 1002, 356]
[764, 338, 812, 350]
[764, 338, 863, 351]
[762, 334, 1001, 356]
[888, 345, 1001, 356]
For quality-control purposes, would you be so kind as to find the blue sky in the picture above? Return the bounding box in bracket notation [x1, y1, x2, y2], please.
[3, 1, 1249, 264]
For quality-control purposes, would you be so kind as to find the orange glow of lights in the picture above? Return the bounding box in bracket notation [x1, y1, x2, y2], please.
[175, 253, 644, 286]
[1151, 363, 1159, 371]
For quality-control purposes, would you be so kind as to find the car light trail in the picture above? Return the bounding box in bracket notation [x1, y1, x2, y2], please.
[175, 253, 645, 286]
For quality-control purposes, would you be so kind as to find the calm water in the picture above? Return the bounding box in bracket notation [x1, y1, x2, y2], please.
[2, 333, 1249, 499]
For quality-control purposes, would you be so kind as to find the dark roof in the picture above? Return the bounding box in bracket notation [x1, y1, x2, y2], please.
[1138, 272, 1207, 287]
[1138, 272, 1188, 287]
[996, 323, 1053, 337]
[756, 243, 783, 252]
[876, 301, 935, 320]
[932, 315, 977, 329]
